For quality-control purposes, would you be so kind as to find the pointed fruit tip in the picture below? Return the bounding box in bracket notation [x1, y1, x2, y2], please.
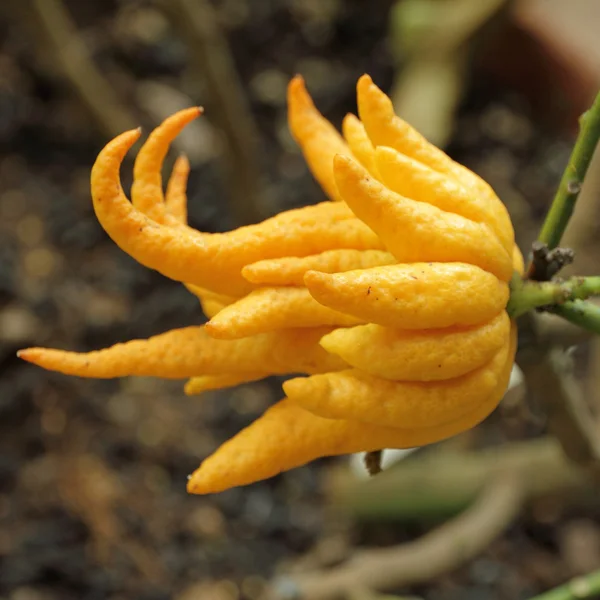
[303, 269, 328, 288]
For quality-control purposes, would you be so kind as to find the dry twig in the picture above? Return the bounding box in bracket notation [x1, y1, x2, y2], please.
[270, 472, 523, 600]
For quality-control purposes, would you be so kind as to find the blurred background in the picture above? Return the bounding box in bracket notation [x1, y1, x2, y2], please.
[1, 1, 600, 599]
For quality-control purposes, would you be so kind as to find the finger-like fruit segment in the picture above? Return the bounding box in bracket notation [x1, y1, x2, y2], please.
[512, 244, 525, 275]
[17, 327, 346, 379]
[185, 285, 238, 318]
[305, 263, 509, 330]
[356, 75, 514, 247]
[131, 108, 201, 225]
[333, 154, 513, 282]
[184, 372, 267, 395]
[206, 287, 362, 339]
[288, 76, 352, 201]
[187, 332, 514, 495]
[375, 146, 513, 254]
[90, 132, 382, 296]
[319, 311, 510, 381]
[242, 249, 395, 286]
[165, 154, 191, 225]
[284, 339, 510, 428]
[342, 113, 380, 178]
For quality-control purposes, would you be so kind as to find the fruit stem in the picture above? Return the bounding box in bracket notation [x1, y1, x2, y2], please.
[507, 274, 600, 319]
[534, 90, 600, 256]
[549, 300, 600, 335]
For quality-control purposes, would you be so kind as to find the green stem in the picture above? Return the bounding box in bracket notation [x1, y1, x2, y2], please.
[550, 300, 600, 335]
[507, 274, 600, 318]
[537, 90, 600, 250]
[527, 569, 600, 600]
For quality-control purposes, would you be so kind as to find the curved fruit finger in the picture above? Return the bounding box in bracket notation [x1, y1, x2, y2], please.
[284, 338, 510, 428]
[184, 372, 268, 395]
[242, 249, 395, 286]
[342, 113, 380, 178]
[165, 154, 191, 225]
[185, 284, 238, 318]
[90, 133, 381, 296]
[131, 107, 201, 225]
[356, 75, 514, 246]
[187, 329, 515, 495]
[206, 287, 363, 339]
[18, 326, 347, 379]
[333, 154, 513, 282]
[319, 311, 510, 381]
[288, 75, 351, 201]
[375, 146, 513, 254]
[305, 263, 509, 330]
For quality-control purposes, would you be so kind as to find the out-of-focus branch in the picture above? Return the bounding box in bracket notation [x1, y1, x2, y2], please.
[528, 569, 600, 600]
[15, 0, 137, 137]
[388, 0, 509, 147]
[328, 437, 588, 522]
[519, 343, 600, 467]
[159, 0, 262, 225]
[270, 473, 523, 600]
[348, 590, 422, 600]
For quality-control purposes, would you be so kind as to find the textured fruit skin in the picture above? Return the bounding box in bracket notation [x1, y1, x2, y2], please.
[187, 324, 516, 495]
[375, 146, 513, 254]
[305, 263, 509, 330]
[333, 154, 513, 282]
[319, 311, 510, 381]
[19, 74, 520, 495]
[342, 113, 380, 178]
[164, 154, 190, 224]
[356, 75, 514, 251]
[206, 287, 363, 340]
[184, 372, 268, 395]
[91, 131, 381, 296]
[242, 249, 395, 286]
[283, 335, 511, 428]
[19, 327, 347, 379]
[288, 75, 351, 201]
[131, 107, 201, 225]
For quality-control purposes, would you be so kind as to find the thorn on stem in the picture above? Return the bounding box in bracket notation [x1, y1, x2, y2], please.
[567, 180, 582, 195]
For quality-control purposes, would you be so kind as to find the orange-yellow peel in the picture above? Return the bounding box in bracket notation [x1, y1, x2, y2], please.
[20, 74, 520, 495]
[91, 133, 381, 296]
[184, 372, 268, 395]
[205, 287, 363, 339]
[131, 107, 201, 225]
[356, 74, 514, 248]
[304, 263, 509, 330]
[187, 323, 515, 495]
[18, 326, 347, 379]
[374, 146, 512, 253]
[288, 75, 352, 201]
[284, 326, 513, 428]
[318, 311, 510, 381]
[342, 113, 380, 178]
[333, 154, 513, 282]
[165, 154, 191, 224]
[242, 249, 395, 286]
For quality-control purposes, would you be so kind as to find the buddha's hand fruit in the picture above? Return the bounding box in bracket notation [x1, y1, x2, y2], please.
[19, 75, 520, 495]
